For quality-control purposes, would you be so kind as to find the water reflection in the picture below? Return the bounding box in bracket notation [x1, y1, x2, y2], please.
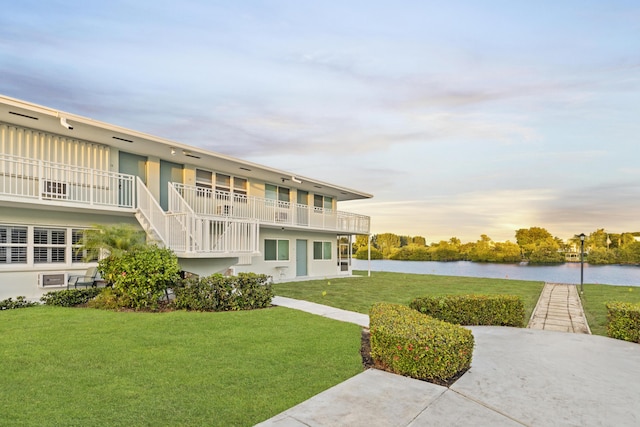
[352, 259, 640, 286]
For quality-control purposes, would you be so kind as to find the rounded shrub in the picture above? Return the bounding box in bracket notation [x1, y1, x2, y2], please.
[99, 245, 180, 310]
[369, 302, 474, 384]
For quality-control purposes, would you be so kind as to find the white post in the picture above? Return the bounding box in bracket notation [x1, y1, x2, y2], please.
[368, 233, 371, 277]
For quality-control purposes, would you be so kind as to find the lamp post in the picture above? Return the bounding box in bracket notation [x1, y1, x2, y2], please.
[579, 233, 585, 294]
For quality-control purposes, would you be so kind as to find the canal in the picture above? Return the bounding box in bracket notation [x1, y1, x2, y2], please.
[352, 259, 640, 286]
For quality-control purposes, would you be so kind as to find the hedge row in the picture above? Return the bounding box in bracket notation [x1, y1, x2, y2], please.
[0, 296, 38, 310]
[41, 288, 104, 307]
[607, 302, 640, 343]
[409, 294, 525, 327]
[369, 302, 474, 383]
[172, 273, 273, 311]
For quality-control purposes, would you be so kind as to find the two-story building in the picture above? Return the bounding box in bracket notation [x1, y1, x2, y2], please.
[0, 95, 372, 300]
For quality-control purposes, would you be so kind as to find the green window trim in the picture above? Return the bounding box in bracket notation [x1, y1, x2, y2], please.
[313, 241, 332, 260]
[265, 239, 289, 261]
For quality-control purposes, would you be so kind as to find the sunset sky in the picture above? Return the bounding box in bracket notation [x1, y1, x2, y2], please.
[2, 1, 639, 243]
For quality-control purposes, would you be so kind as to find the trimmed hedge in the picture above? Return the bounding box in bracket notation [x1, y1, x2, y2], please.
[172, 273, 273, 311]
[1, 296, 37, 310]
[40, 288, 104, 307]
[607, 302, 640, 343]
[409, 294, 525, 327]
[369, 302, 474, 383]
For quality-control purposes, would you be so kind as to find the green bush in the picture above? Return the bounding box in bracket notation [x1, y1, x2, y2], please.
[1, 296, 38, 310]
[99, 245, 180, 310]
[172, 273, 273, 311]
[369, 302, 474, 383]
[86, 287, 126, 310]
[355, 246, 383, 260]
[409, 294, 525, 327]
[40, 288, 103, 307]
[607, 302, 640, 343]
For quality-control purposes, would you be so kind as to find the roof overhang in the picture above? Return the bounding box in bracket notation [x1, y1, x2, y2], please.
[0, 94, 373, 202]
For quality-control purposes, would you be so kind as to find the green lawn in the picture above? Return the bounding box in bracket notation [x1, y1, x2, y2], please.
[273, 271, 545, 323]
[581, 283, 640, 336]
[0, 306, 362, 427]
[275, 271, 640, 338]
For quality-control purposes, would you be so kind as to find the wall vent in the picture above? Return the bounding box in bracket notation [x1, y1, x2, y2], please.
[9, 111, 39, 120]
[112, 136, 134, 143]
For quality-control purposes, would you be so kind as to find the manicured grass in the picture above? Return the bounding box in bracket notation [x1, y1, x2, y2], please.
[273, 271, 545, 323]
[275, 271, 640, 338]
[581, 284, 640, 336]
[0, 306, 362, 427]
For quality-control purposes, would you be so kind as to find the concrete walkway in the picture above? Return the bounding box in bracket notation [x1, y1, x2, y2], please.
[528, 283, 590, 334]
[259, 294, 640, 426]
[272, 296, 369, 328]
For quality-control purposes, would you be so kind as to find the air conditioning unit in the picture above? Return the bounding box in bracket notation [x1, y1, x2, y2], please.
[275, 211, 288, 222]
[216, 204, 232, 216]
[38, 272, 68, 287]
[42, 180, 68, 200]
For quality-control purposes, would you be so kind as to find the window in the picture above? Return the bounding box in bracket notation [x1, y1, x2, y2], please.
[216, 174, 231, 192]
[34, 228, 66, 263]
[200, 171, 247, 199]
[297, 190, 309, 205]
[266, 184, 290, 204]
[0, 225, 97, 266]
[313, 241, 332, 260]
[72, 229, 98, 263]
[196, 169, 213, 196]
[233, 177, 248, 204]
[265, 239, 289, 261]
[0, 226, 27, 264]
[313, 195, 333, 211]
[233, 177, 247, 196]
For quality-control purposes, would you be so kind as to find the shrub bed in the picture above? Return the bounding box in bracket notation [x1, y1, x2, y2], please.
[606, 302, 640, 343]
[41, 288, 103, 307]
[172, 273, 273, 311]
[1, 296, 38, 310]
[409, 294, 525, 327]
[369, 302, 474, 384]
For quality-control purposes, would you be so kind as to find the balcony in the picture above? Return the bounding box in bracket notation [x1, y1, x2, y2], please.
[173, 183, 370, 234]
[0, 154, 135, 211]
[0, 155, 259, 258]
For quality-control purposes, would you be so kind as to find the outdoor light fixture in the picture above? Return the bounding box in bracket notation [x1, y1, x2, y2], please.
[579, 233, 586, 294]
[170, 147, 176, 155]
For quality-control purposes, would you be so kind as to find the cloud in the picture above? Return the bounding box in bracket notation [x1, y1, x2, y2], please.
[346, 181, 640, 243]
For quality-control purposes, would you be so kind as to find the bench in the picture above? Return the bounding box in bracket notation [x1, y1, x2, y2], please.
[67, 267, 102, 289]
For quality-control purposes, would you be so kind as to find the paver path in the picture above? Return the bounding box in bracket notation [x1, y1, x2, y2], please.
[527, 283, 590, 334]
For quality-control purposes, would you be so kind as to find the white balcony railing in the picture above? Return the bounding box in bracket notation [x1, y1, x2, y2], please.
[167, 183, 259, 254]
[136, 179, 259, 256]
[173, 183, 370, 234]
[0, 154, 135, 209]
[0, 155, 362, 255]
[0, 155, 258, 257]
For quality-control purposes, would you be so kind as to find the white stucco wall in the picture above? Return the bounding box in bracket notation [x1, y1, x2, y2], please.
[233, 228, 348, 281]
[0, 207, 140, 300]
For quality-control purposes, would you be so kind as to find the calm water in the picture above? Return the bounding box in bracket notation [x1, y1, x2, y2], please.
[352, 259, 640, 287]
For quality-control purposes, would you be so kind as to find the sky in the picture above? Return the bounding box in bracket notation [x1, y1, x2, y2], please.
[1, 1, 639, 243]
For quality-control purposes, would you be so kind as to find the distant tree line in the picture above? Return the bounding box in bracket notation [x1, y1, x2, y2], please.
[353, 227, 640, 264]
